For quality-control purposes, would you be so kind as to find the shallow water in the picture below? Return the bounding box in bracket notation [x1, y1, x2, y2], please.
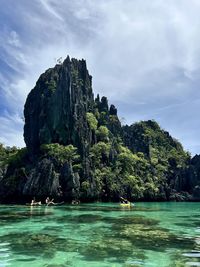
[0, 202, 200, 267]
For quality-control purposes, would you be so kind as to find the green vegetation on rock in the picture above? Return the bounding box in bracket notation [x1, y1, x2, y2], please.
[86, 112, 98, 131]
[40, 143, 79, 164]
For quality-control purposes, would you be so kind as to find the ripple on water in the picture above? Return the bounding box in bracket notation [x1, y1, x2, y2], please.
[186, 263, 200, 266]
[0, 242, 12, 267]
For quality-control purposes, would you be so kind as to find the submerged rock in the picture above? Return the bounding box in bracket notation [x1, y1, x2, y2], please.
[117, 224, 195, 252]
[80, 238, 146, 263]
[0, 232, 79, 258]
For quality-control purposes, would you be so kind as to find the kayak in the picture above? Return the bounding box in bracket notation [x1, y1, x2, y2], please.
[26, 203, 42, 206]
[120, 202, 132, 208]
[47, 201, 65, 206]
[26, 201, 65, 207]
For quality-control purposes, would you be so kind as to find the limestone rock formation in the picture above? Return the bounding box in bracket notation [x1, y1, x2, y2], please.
[0, 56, 200, 203]
[24, 56, 94, 155]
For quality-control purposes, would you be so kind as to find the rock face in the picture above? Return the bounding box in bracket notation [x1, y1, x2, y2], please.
[24, 56, 94, 154]
[22, 57, 97, 201]
[185, 155, 200, 200]
[23, 158, 61, 197]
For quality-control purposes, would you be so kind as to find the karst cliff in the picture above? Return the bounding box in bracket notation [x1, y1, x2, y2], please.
[0, 56, 200, 203]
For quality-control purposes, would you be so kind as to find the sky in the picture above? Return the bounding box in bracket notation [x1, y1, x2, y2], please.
[0, 0, 200, 155]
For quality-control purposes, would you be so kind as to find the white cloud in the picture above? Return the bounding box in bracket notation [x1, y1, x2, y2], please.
[7, 31, 21, 48]
[0, 113, 25, 148]
[39, 0, 64, 21]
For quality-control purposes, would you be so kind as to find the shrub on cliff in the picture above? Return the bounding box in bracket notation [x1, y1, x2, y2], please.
[96, 126, 109, 142]
[86, 112, 98, 131]
[40, 143, 80, 164]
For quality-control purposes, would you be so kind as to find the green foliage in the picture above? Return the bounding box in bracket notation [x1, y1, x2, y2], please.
[81, 181, 90, 195]
[6, 148, 28, 168]
[88, 129, 180, 200]
[45, 79, 57, 92]
[94, 108, 100, 120]
[109, 115, 119, 124]
[86, 112, 98, 131]
[71, 65, 84, 87]
[96, 126, 109, 141]
[99, 111, 108, 126]
[0, 144, 23, 168]
[117, 145, 141, 171]
[115, 145, 151, 199]
[72, 164, 82, 172]
[93, 167, 114, 197]
[90, 142, 111, 166]
[121, 120, 191, 199]
[89, 139, 155, 200]
[126, 120, 190, 164]
[108, 115, 121, 136]
[41, 143, 80, 164]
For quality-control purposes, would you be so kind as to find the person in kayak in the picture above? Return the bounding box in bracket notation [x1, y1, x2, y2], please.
[45, 197, 55, 206]
[120, 196, 129, 204]
[72, 199, 80, 205]
[31, 197, 41, 206]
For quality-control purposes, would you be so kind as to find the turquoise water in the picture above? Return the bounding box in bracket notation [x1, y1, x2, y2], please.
[0, 202, 200, 267]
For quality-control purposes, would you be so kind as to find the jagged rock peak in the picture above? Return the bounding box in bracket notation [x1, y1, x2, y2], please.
[24, 55, 94, 154]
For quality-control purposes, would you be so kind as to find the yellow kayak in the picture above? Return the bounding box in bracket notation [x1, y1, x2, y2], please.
[120, 202, 131, 208]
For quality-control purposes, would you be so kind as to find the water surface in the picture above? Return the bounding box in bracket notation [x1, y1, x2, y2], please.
[0, 202, 200, 267]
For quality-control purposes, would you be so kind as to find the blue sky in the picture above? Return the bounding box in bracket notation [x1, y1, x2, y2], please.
[1, 0, 200, 155]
